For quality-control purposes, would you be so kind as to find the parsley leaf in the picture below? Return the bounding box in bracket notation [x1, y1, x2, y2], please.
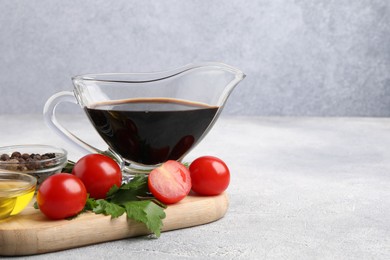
[61, 160, 75, 173]
[123, 200, 166, 237]
[108, 175, 150, 204]
[85, 174, 166, 237]
[92, 199, 126, 218]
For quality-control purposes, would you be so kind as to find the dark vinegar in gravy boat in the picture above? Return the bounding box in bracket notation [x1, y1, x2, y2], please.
[84, 98, 219, 165]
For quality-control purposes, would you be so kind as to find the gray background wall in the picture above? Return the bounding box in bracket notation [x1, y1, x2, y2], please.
[0, 0, 389, 116]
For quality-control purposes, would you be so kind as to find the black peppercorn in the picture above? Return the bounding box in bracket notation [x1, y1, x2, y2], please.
[0, 154, 9, 161]
[11, 151, 21, 158]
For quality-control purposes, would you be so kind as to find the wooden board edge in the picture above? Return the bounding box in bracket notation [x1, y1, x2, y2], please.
[0, 193, 229, 256]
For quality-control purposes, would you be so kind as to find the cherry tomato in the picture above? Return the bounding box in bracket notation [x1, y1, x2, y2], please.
[148, 160, 191, 204]
[37, 173, 87, 220]
[72, 154, 122, 199]
[189, 156, 230, 195]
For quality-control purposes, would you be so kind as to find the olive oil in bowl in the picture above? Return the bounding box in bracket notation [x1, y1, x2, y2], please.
[0, 172, 37, 219]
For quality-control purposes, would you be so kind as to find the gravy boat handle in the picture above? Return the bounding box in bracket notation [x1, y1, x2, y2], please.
[43, 91, 106, 156]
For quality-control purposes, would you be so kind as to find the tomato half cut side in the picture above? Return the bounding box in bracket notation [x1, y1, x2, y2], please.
[148, 160, 191, 204]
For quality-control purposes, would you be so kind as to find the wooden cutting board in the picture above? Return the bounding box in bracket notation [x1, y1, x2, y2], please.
[0, 192, 228, 256]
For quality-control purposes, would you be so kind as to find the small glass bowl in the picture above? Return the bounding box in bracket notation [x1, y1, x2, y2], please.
[0, 144, 68, 186]
[0, 171, 37, 219]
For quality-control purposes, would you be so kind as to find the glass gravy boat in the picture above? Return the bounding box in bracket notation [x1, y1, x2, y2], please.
[43, 62, 245, 175]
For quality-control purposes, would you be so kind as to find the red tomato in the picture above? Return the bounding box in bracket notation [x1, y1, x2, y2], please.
[37, 173, 87, 220]
[72, 154, 122, 199]
[189, 156, 230, 195]
[148, 160, 191, 204]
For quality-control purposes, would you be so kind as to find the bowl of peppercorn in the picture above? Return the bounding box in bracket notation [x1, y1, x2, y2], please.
[0, 144, 67, 186]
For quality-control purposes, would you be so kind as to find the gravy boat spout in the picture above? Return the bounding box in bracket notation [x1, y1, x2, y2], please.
[43, 62, 245, 176]
[177, 62, 246, 109]
[168, 62, 246, 147]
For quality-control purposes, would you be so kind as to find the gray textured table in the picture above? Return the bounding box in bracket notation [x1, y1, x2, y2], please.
[1, 115, 390, 259]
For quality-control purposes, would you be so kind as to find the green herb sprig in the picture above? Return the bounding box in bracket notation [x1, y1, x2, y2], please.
[85, 174, 166, 237]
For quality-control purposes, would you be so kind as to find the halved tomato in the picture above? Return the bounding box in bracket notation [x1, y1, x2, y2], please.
[148, 160, 191, 204]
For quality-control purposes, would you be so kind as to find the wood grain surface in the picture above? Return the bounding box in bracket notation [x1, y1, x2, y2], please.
[0, 192, 229, 256]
